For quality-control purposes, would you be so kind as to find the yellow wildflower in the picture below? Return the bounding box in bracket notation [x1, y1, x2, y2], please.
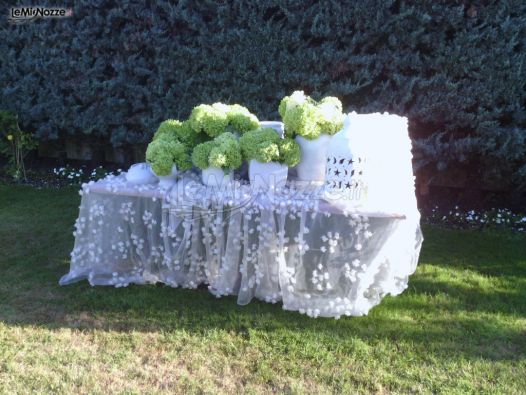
[6, 134, 13, 141]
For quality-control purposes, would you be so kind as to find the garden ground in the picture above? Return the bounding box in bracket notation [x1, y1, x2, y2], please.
[0, 185, 525, 393]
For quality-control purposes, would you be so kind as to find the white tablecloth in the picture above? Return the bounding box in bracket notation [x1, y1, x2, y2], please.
[60, 174, 422, 318]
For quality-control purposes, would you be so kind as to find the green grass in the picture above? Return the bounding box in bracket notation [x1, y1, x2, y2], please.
[0, 184, 525, 394]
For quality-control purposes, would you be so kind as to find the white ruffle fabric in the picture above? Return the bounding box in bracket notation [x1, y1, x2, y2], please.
[60, 172, 422, 318]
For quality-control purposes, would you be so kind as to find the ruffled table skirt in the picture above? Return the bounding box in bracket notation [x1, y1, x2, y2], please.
[60, 174, 423, 318]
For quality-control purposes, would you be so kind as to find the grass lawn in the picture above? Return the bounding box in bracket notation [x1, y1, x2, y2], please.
[0, 184, 525, 394]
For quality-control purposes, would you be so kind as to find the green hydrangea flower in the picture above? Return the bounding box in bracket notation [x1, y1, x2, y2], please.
[240, 127, 280, 161]
[155, 119, 206, 149]
[283, 101, 322, 139]
[188, 104, 229, 138]
[191, 140, 215, 170]
[317, 97, 344, 134]
[278, 138, 301, 167]
[154, 119, 182, 141]
[279, 91, 344, 139]
[146, 138, 192, 176]
[239, 127, 301, 165]
[254, 140, 280, 163]
[227, 104, 259, 134]
[279, 91, 308, 119]
[192, 133, 242, 170]
[319, 96, 342, 111]
[214, 131, 238, 144]
[278, 96, 290, 120]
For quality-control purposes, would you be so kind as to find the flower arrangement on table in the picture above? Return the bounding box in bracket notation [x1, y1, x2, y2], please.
[278, 91, 345, 182]
[239, 127, 301, 189]
[279, 91, 344, 139]
[143, 93, 347, 188]
[145, 103, 259, 186]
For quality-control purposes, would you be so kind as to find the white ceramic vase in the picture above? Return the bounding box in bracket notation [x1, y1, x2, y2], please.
[125, 163, 157, 185]
[201, 167, 233, 187]
[249, 160, 288, 191]
[294, 134, 331, 183]
[157, 164, 178, 188]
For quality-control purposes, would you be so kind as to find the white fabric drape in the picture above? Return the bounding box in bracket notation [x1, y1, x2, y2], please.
[60, 173, 422, 318]
[60, 112, 423, 318]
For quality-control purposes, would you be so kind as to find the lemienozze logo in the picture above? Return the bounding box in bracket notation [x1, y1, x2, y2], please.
[9, 6, 73, 23]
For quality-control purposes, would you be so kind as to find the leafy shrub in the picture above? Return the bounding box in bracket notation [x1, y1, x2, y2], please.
[423, 206, 526, 233]
[0, 111, 37, 180]
[1, 1, 525, 190]
[52, 165, 122, 185]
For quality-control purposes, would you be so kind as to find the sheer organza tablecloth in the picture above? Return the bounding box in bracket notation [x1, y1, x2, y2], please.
[60, 172, 422, 318]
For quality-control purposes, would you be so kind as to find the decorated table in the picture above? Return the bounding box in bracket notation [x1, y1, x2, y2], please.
[60, 106, 423, 318]
[60, 175, 422, 318]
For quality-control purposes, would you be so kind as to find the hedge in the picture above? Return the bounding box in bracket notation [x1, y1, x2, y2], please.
[1, 0, 525, 188]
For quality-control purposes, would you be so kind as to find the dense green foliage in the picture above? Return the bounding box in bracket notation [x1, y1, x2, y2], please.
[240, 127, 301, 166]
[1, 1, 525, 187]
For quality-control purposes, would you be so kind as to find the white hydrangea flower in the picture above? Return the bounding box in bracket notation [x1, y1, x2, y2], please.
[286, 90, 307, 112]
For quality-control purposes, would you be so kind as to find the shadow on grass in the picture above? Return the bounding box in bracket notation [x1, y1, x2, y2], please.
[0, 187, 525, 364]
[1, 260, 525, 363]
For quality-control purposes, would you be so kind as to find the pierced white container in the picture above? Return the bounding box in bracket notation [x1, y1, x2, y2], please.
[323, 115, 368, 205]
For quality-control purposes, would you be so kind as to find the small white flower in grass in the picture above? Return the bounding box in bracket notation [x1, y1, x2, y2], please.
[354, 243, 362, 251]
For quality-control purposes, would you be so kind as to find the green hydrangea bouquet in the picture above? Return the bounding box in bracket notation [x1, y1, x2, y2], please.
[279, 91, 344, 140]
[145, 137, 192, 176]
[188, 103, 259, 138]
[239, 127, 301, 167]
[191, 132, 243, 172]
[154, 119, 206, 150]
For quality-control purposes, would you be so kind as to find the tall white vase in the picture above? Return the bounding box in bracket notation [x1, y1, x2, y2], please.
[294, 134, 331, 183]
[157, 165, 178, 188]
[202, 167, 233, 187]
